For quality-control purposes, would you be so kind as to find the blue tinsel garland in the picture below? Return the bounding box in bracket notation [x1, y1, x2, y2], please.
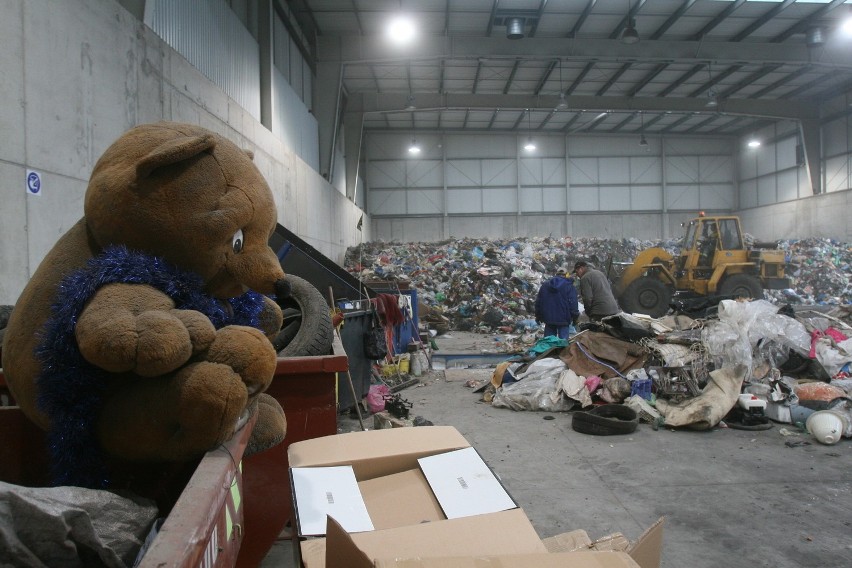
[35, 245, 266, 488]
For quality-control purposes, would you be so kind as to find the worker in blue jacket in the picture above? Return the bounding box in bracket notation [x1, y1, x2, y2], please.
[534, 267, 579, 339]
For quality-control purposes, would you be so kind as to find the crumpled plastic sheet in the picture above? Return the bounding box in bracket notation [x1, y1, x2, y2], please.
[491, 357, 575, 412]
[702, 299, 811, 375]
[345, 236, 852, 340]
[0, 480, 158, 568]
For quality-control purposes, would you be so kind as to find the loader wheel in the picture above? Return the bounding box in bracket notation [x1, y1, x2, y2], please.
[619, 276, 672, 318]
[719, 274, 763, 300]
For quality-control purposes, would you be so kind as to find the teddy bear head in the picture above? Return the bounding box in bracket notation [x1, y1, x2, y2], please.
[84, 122, 285, 298]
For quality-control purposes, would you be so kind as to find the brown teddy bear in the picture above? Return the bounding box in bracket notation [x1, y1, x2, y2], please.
[2, 122, 289, 488]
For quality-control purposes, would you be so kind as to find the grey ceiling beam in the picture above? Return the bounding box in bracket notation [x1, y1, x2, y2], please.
[748, 66, 809, 99]
[661, 114, 695, 132]
[487, 109, 500, 129]
[729, 0, 795, 42]
[689, 0, 747, 41]
[538, 109, 557, 129]
[569, 0, 597, 38]
[472, 60, 483, 93]
[512, 110, 527, 130]
[611, 112, 638, 132]
[597, 63, 632, 96]
[528, 0, 548, 38]
[535, 60, 558, 95]
[503, 59, 520, 94]
[566, 62, 595, 96]
[486, 0, 499, 37]
[684, 114, 720, 134]
[561, 112, 582, 132]
[718, 64, 782, 99]
[317, 36, 852, 69]
[641, 113, 666, 131]
[658, 64, 705, 97]
[347, 92, 815, 121]
[649, 0, 697, 40]
[687, 64, 742, 98]
[349, 0, 364, 35]
[627, 63, 668, 97]
[772, 0, 847, 43]
[781, 74, 834, 99]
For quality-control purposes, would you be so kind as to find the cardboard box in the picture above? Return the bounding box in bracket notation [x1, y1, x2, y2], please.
[289, 427, 664, 568]
[374, 551, 641, 568]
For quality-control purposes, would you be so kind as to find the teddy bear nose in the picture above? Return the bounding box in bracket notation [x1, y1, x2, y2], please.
[274, 278, 292, 303]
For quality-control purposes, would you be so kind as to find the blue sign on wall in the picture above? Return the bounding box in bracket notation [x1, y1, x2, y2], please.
[26, 170, 42, 197]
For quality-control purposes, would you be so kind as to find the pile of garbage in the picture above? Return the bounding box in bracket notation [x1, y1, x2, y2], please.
[479, 301, 852, 445]
[344, 236, 852, 335]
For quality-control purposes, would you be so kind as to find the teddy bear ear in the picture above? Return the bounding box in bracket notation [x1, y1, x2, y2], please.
[136, 134, 217, 179]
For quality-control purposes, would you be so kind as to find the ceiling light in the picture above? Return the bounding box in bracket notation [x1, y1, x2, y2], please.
[842, 16, 852, 36]
[405, 94, 416, 110]
[705, 89, 718, 108]
[506, 17, 525, 40]
[806, 26, 825, 47]
[408, 139, 421, 154]
[387, 16, 416, 44]
[524, 137, 536, 151]
[638, 134, 648, 147]
[621, 18, 639, 44]
[747, 138, 761, 149]
[557, 92, 568, 109]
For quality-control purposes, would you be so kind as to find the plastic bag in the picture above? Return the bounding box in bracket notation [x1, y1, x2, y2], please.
[491, 358, 573, 412]
[364, 318, 388, 360]
[366, 384, 391, 413]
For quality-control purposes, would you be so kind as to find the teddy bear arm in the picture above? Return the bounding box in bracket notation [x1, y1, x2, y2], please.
[77, 283, 197, 376]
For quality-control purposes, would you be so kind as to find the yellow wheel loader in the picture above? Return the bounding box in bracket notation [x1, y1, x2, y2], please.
[611, 215, 791, 318]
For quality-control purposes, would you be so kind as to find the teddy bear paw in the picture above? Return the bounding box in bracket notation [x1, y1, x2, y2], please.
[244, 393, 287, 456]
[205, 325, 277, 395]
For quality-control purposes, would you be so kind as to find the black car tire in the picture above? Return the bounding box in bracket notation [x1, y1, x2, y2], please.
[272, 275, 334, 357]
[572, 404, 639, 435]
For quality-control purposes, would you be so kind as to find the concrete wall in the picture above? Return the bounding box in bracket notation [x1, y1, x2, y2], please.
[0, 0, 366, 305]
[737, 189, 852, 242]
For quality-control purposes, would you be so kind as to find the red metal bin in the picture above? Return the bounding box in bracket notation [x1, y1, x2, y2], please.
[0, 334, 346, 568]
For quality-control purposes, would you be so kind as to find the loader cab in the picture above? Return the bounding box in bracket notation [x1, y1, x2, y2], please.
[677, 216, 747, 286]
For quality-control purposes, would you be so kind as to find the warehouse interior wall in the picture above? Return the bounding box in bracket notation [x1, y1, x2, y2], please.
[365, 132, 736, 242]
[0, 0, 368, 305]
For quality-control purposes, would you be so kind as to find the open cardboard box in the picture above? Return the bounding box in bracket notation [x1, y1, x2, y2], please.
[288, 426, 663, 568]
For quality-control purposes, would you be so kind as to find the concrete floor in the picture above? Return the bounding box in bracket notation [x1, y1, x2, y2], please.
[261, 332, 852, 568]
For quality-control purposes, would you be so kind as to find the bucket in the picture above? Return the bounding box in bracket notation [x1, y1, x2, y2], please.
[398, 355, 410, 374]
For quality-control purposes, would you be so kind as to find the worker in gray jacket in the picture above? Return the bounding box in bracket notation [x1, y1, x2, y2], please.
[573, 260, 621, 322]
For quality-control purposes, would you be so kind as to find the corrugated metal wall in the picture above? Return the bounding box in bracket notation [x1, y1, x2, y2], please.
[146, 0, 262, 121]
[365, 132, 735, 218]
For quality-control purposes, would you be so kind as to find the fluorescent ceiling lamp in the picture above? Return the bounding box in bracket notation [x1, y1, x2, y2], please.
[747, 138, 761, 148]
[524, 138, 536, 151]
[621, 19, 639, 44]
[387, 16, 416, 44]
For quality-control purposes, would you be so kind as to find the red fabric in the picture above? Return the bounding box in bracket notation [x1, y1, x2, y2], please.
[374, 293, 405, 326]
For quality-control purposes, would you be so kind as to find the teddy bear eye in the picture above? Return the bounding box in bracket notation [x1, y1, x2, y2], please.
[231, 229, 244, 253]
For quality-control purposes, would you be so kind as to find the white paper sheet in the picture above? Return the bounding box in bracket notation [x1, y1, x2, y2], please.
[417, 447, 516, 519]
[291, 466, 374, 536]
